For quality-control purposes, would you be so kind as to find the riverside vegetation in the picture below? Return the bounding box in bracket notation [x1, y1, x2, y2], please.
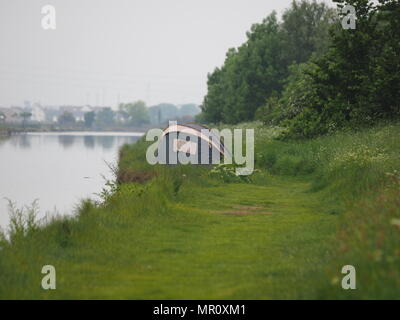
[1, 0, 399, 299]
[0, 121, 399, 299]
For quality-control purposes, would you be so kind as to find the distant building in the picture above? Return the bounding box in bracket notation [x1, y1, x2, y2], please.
[59, 106, 85, 122]
[31, 103, 46, 122]
[0, 107, 23, 123]
[42, 105, 111, 123]
[44, 107, 61, 123]
[0, 104, 113, 124]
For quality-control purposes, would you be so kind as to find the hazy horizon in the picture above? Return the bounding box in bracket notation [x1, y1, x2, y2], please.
[0, 0, 332, 108]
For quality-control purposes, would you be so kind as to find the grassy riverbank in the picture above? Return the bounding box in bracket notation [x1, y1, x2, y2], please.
[0, 122, 399, 299]
[0, 126, 10, 136]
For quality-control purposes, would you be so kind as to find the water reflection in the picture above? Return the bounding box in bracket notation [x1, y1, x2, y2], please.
[84, 136, 95, 149]
[0, 132, 143, 228]
[2, 133, 141, 151]
[20, 134, 32, 148]
[7, 134, 32, 149]
[58, 135, 75, 148]
[0, 136, 8, 147]
[99, 136, 115, 150]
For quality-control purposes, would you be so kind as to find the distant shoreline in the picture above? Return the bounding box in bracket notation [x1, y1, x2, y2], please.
[23, 131, 145, 137]
[0, 124, 157, 136]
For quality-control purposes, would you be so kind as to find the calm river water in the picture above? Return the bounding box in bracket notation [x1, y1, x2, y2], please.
[0, 132, 143, 229]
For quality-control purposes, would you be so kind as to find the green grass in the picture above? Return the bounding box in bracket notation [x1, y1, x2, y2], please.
[0, 122, 399, 299]
[0, 173, 337, 299]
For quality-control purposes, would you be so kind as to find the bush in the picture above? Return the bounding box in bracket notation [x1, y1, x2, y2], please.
[1, 200, 40, 246]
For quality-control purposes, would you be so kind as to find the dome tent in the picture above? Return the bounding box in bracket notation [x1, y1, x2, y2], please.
[157, 122, 231, 165]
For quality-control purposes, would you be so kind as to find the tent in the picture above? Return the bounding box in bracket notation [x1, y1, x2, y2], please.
[158, 122, 231, 165]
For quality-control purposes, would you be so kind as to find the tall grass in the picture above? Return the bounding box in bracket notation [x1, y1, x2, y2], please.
[253, 122, 400, 298]
[0, 121, 399, 299]
[1, 199, 40, 245]
[255, 122, 400, 200]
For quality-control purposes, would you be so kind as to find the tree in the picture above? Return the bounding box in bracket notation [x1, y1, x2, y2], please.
[148, 103, 180, 124]
[119, 101, 150, 126]
[57, 112, 76, 126]
[370, 0, 400, 118]
[19, 112, 32, 129]
[84, 111, 95, 128]
[279, 0, 400, 138]
[95, 108, 115, 127]
[116, 109, 129, 123]
[179, 104, 200, 117]
[201, 1, 334, 124]
[281, 0, 336, 63]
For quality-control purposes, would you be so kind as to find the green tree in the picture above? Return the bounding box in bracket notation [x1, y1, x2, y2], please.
[201, 1, 334, 124]
[84, 111, 96, 128]
[179, 104, 200, 117]
[370, 0, 400, 118]
[57, 112, 76, 127]
[119, 101, 150, 126]
[95, 108, 115, 127]
[148, 104, 181, 124]
[281, 0, 336, 63]
[19, 112, 32, 129]
[279, 0, 400, 138]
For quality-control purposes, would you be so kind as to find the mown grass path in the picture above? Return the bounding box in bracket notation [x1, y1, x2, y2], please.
[0, 176, 339, 299]
[154, 178, 338, 299]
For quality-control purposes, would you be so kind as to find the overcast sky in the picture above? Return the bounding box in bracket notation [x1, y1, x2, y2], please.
[0, 0, 333, 108]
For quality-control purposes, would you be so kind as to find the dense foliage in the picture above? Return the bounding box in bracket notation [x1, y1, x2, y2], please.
[200, 0, 400, 138]
[281, 0, 400, 137]
[201, 0, 335, 124]
[119, 101, 150, 126]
